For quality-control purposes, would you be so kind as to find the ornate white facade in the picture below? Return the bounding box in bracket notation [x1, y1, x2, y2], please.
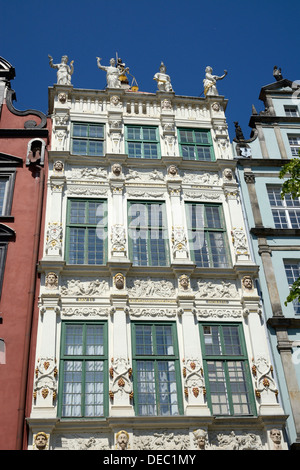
[27, 61, 288, 451]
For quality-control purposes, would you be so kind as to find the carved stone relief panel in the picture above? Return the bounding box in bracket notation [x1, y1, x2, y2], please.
[61, 278, 110, 297]
[127, 278, 175, 298]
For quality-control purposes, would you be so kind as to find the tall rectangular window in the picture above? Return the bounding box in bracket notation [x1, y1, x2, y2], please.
[267, 186, 300, 228]
[0, 177, 9, 215]
[72, 123, 105, 156]
[199, 323, 255, 416]
[125, 126, 160, 159]
[178, 128, 214, 161]
[284, 261, 300, 314]
[288, 135, 300, 157]
[66, 199, 107, 265]
[132, 322, 183, 416]
[59, 322, 108, 418]
[186, 203, 230, 268]
[128, 201, 169, 266]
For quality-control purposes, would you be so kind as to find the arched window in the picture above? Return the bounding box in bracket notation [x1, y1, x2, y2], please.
[26, 138, 46, 166]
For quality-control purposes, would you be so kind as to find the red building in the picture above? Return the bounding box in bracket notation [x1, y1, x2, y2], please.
[0, 57, 50, 450]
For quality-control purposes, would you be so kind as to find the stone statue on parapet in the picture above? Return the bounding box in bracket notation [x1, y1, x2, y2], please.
[273, 66, 283, 81]
[153, 62, 173, 92]
[96, 56, 129, 88]
[203, 66, 227, 96]
[48, 55, 74, 85]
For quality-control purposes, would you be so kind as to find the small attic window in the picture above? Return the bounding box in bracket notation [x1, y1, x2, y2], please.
[26, 139, 45, 166]
[284, 106, 299, 117]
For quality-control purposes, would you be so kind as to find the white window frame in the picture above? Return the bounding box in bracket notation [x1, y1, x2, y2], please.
[267, 186, 300, 229]
[284, 106, 299, 117]
[288, 135, 300, 157]
[284, 261, 300, 315]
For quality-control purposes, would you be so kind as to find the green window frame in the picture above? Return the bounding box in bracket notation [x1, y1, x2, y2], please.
[128, 201, 169, 266]
[58, 321, 108, 418]
[125, 125, 160, 159]
[199, 323, 256, 416]
[186, 202, 231, 268]
[71, 122, 105, 156]
[132, 322, 183, 416]
[178, 128, 214, 161]
[66, 198, 108, 265]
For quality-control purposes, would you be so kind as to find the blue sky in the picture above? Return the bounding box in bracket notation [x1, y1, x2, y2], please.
[2, 0, 300, 140]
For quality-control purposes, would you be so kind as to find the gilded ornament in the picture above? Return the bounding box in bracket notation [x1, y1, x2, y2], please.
[42, 388, 49, 399]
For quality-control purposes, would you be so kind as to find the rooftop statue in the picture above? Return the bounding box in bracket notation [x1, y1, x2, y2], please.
[273, 65, 283, 81]
[203, 66, 227, 96]
[96, 56, 129, 88]
[153, 62, 173, 92]
[48, 55, 74, 85]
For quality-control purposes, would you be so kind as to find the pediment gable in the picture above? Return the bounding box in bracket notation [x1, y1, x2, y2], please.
[0, 152, 23, 167]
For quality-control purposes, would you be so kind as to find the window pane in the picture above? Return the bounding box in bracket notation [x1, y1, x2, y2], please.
[67, 200, 107, 265]
[205, 206, 222, 229]
[209, 232, 228, 267]
[204, 326, 222, 355]
[87, 228, 105, 264]
[62, 361, 82, 417]
[207, 361, 230, 415]
[196, 146, 211, 161]
[89, 125, 104, 139]
[136, 360, 156, 416]
[85, 361, 104, 417]
[127, 127, 141, 140]
[0, 178, 8, 215]
[73, 124, 88, 138]
[86, 325, 104, 355]
[228, 361, 252, 415]
[143, 143, 158, 159]
[135, 325, 153, 355]
[195, 131, 209, 144]
[129, 202, 168, 267]
[72, 123, 104, 156]
[89, 141, 103, 156]
[69, 228, 85, 264]
[179, 130, 194, 143]
[128, 142, 142, 158]
[157, 361, 179, 416]
[65, 325, 83, 355]
[223, 326, 242, 355]
[284, 262, 300, 314]
[156, 325, 174, 355]
[70, 201, 86, 224]
[73, 140, 88, 155]
[142, 128, 156, 141]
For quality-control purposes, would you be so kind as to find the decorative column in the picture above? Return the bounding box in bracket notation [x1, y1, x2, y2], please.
[223, 173, 252, 265]
[109, 170, 127, 260]
[107, 93, 124, 155]
[240, 275, 284, 415]
[31, 286, 61, 418]
[109, 278, 134, 416]
[177, 279, 210, 416]
[167, 171, 190, 263]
